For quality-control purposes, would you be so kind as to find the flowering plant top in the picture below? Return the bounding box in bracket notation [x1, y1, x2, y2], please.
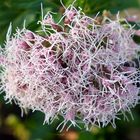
[0, 4, 140, 131]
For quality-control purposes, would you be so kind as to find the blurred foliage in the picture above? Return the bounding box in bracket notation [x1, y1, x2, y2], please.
[0, 0, 140, 140]
[5, 115, 30, 140]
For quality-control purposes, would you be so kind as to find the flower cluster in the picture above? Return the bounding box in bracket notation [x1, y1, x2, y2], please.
[0, 5, 140, 131]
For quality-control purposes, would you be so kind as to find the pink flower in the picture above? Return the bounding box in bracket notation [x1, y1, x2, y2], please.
[0, 5, 140, 131]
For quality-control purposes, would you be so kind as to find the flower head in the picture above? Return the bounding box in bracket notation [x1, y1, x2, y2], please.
[0, 5, 140, 131]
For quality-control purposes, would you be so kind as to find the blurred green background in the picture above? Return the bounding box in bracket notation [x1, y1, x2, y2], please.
[0, 0, 140, 140]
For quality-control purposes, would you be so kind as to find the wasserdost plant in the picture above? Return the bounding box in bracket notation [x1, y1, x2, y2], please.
[0, 4, 140, 131]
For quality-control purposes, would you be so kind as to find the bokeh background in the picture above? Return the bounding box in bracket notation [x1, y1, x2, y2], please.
[0, 0, 140, 140]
